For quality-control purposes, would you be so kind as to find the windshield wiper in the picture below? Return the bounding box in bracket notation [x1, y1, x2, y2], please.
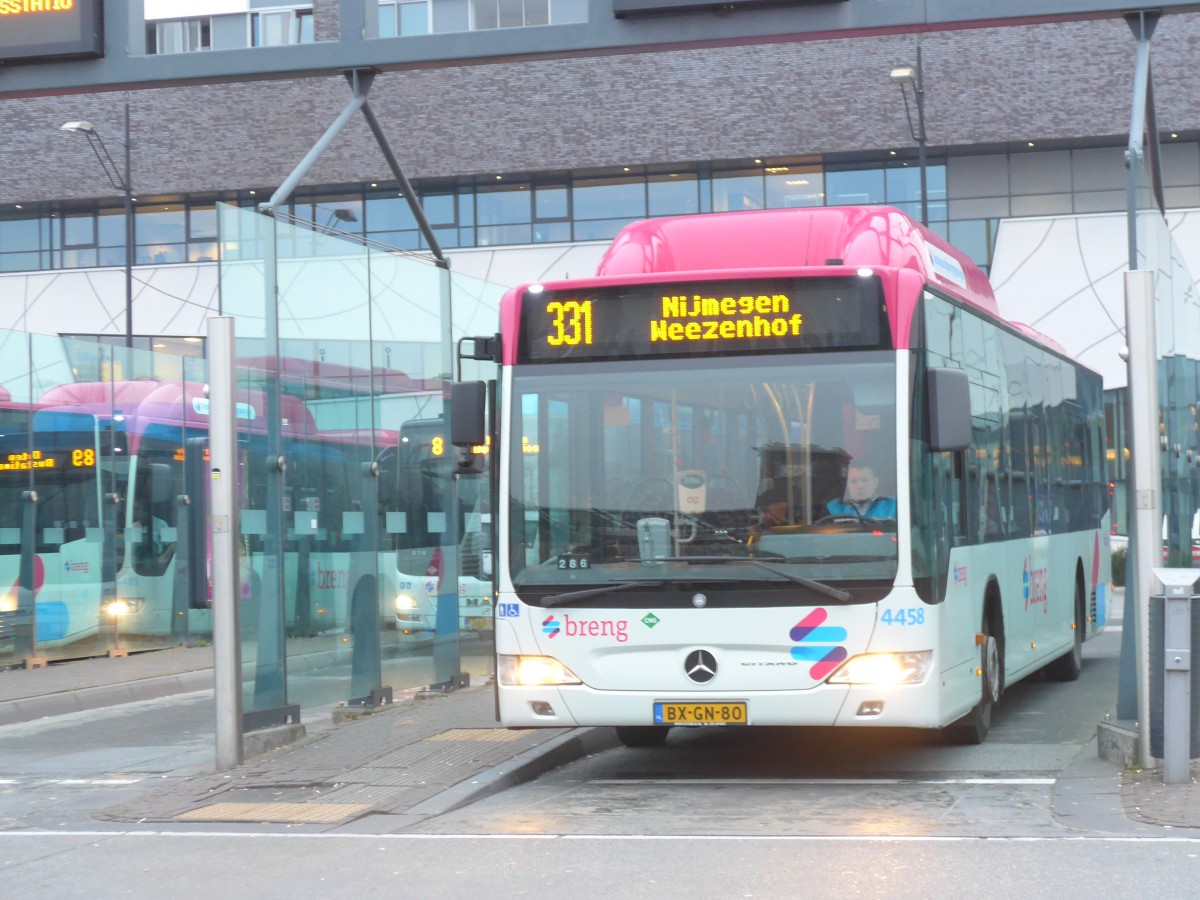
[640, 556, 853, 603]
[541, 580, 664, 607]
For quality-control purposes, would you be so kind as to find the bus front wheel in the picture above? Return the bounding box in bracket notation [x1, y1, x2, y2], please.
[946, 611, 1002, 745]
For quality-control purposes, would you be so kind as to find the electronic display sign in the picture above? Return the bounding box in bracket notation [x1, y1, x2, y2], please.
[517, 277, 889, 363]
[0, 1, 103, 65]
[0, 447, 96, 473]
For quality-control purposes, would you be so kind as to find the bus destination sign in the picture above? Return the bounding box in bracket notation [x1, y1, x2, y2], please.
[0, 0, 103, 65]
[517, 277, 888, 363]
[0, 447, 96, 473]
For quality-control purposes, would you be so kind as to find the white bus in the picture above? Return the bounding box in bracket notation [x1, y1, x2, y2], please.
[467, 206, 1109, 746]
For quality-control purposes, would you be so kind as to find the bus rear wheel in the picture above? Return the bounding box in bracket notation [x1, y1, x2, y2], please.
[1043, 578, 1085, 682]
[616, 726, 670, 748]
[946, 612, 1002, 745]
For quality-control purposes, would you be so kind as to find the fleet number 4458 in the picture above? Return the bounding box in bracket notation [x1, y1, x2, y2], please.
[880, 608, 926, 626]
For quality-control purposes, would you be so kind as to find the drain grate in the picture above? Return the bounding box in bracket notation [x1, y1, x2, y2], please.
[174, 802, 371, 824]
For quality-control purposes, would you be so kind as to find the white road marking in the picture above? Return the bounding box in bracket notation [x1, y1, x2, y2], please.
[0, 778, 142, 786]
[1, 831, 1199, 843]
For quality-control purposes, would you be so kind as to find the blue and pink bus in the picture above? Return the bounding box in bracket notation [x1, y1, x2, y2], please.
[471, 206, 1109, 745]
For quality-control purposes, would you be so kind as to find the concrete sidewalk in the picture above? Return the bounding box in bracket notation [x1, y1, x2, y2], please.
[3, 641, 1200, 834]
[96, 682, 617, 832]
[0, 645, 215, 726]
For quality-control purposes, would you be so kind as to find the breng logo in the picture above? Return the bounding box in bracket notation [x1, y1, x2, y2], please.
[310, 562, 348, 590]
[541, 612, 628, 642]
[789, 607, 848, 679]
[1023, 557, 1048, 613]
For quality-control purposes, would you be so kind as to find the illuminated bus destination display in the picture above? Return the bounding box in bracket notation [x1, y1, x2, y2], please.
[517, 277, 888, 363]
[0, 0, 102, 65]
[0, 447, 96, 473]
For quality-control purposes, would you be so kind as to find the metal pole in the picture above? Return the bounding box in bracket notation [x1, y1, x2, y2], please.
[123, 101, 133, 349]
[915, 45, 928, 228]
[1126, 269, 1160, 768]
[209, 315, 244, 770]
[1159, 575, 1195, 784]
[260, 70, 371, 215]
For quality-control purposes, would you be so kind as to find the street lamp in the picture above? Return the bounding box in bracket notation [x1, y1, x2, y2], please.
[890, 45, 928, 227]
[61, 103, 134, 348]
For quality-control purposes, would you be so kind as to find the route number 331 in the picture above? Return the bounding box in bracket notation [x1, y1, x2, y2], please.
[545, 300, 593, 347]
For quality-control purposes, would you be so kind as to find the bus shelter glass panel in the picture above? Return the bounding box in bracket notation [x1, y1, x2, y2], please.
[1132, 161, 1200, 567]
[0, 333, 205, 666]
[218, 202, 470, 717]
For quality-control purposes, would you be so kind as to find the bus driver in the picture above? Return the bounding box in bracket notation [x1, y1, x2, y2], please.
[827, 461, 897, 520]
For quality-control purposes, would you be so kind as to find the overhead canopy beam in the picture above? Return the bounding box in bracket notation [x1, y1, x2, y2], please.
[259, 68, 446, 266]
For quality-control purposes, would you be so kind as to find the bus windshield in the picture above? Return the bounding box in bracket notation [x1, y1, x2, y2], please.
[509, 351, 898, 604]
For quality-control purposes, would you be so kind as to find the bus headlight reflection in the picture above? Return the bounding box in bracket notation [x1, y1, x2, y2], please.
[394, 594, 418, 611]
[103, 597, 143, 617]
[499, 654, 582, 686]
[0, 593, 16, 613]
[827, 650, 932, 685]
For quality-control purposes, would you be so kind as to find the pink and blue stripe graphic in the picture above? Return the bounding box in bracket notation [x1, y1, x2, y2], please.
[542, 615, 561, 638]
[790, 608, 848, 679]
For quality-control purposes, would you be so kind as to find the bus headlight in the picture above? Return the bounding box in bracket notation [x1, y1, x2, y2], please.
[499, 654, 582, 686]
[103, 597, 144, 617]
[826, 650, 933, 685]
[394, 594, 418, 612]
[0, 593, 16, 613]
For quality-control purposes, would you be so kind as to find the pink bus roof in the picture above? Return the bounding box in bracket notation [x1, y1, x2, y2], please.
[133, 380, 318, 435]
[499, 206, 1005, 363]
[38, 380, 166, 411]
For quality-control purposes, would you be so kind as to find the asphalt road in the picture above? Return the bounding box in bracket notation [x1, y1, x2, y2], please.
[6, 619, 1197, 897]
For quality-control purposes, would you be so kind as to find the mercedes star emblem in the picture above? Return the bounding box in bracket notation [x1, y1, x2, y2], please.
[684, 649, 717, 683]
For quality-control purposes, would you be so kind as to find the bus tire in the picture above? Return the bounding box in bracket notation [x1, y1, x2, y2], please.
[616, 726, 670, 748]
[946, 605, 1003, 745]
[1043, 575, 1085, 683]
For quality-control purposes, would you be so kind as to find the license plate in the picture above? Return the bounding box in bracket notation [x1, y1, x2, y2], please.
[653, 701, 748, 725]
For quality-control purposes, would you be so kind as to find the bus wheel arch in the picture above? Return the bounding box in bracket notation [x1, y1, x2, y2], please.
[946, 581, 1004, 745]
[1043, 563, 1085, 683]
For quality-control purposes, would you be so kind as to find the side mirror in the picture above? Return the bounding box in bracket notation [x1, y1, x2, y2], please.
[927, 367, 971, 452]
[450, 381, 487, 448]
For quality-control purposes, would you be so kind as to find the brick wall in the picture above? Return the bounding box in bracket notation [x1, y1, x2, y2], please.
[4, 15, 1198, 205]
[313, 0, 339, 42]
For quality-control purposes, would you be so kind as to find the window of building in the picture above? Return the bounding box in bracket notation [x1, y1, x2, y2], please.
[765, 166, 823, 209]
[648, 174, 699, 217]
[379, 0, 431, 36]
[137, 203, 187, 265]
[711, 169, 764, 213]
[477, 184, 532, 246]
[148, 18, 211, 55]
[471, 0, 551, 30]
[825, 167, 885, 207]
[885, 163, 947, 222]
[252, 7, 314, 47]
[187, 204, 219, 262]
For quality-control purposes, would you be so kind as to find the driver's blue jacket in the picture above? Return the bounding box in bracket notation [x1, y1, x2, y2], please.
[825, 496, 897, 519]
